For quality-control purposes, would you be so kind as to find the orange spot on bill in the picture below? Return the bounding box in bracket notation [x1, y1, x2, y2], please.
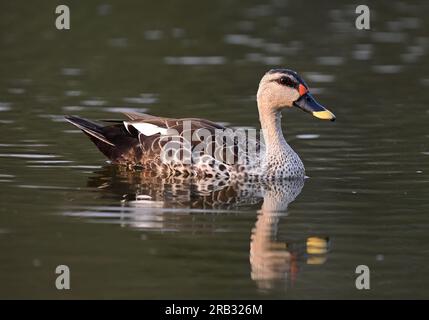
[298, 84, 308, 96]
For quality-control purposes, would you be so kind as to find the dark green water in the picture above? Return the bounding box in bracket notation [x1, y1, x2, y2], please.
[1, 1, 429, 299]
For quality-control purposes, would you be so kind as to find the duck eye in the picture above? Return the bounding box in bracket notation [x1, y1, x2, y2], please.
[279, 76, 295, 87]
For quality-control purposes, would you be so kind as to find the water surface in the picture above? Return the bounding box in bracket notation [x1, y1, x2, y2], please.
[1, 0, 429, 299]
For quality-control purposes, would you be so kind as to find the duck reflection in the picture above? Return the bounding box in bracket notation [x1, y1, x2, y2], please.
[84, 166, 330, 290]
[249, 179, 329, 290]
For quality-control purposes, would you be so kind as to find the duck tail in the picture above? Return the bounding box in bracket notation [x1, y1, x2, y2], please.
[65, 115, 118, 158]
[65, 115, 115, 146]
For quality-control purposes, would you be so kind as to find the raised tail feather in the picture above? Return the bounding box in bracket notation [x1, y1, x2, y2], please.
[65, 115, 124, 161]
[65, 116, 115, 147]
[65, 115, 143, 165]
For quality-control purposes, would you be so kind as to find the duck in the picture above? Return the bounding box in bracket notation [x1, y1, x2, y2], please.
[65, 69, 335, 180]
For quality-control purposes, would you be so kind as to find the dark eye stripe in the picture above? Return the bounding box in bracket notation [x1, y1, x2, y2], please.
[277, 76, 296, 88]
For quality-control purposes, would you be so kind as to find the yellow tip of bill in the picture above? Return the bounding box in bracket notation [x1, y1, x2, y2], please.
[312, 110, 336, 121]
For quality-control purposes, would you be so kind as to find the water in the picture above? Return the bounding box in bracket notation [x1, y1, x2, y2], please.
[1, 0, 429, 299]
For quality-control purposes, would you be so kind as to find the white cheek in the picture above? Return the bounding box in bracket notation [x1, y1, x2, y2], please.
[278, 87, 300, 107]
[124, 122, 168, 136]
[291, 90, 300, 101]
[282, 86, 299, 101]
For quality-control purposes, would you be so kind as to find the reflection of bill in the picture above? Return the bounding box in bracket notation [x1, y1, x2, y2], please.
[249, 179, 330, 290]
[306, 237, 329, 265]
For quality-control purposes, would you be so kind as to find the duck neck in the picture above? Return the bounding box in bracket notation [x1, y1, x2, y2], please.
[258, 108, 291, 157]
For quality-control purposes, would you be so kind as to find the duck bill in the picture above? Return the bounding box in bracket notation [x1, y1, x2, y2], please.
[293, 93, 336, 121]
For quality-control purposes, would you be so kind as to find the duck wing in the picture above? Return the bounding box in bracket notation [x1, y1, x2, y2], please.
[122, 116, 231, 168]
[67, 113, 258, 172]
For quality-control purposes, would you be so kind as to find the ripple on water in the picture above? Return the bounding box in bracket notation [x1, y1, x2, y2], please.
[63, 106, 84, 112]
[144, 30, 163, 40]
[61, 68, 82, 76]
[296, 134, 320, 140]
[353, 44, 372, 60]
[387, 17, 421, 31]
[104, 107, 149, 113]
[7, 88, 25, 94]
[316, 56, 345, 66]
[27, 164, 101, 169]
[96, 3, 111, 16]
[39, 114, 69, 122]
[225, 34, 299, 56]
[63, 130, 80, 133]
[0, 173, 14, 183]
[0, 143, 49, 147]
[26, 160, 72, 164]
[307, 87, 324, 94]
[164, 56, 225, 65]
[64, 90, 82, 97]
[401, 44, 425, 63]
[303, 72, 335, 83]
[372, 32, 405, 43]
[423, 79, 429, 87]
[171, 28, 185, 38]
[0, 102, 11, 111]
[17, 185, 78, 190]
[122, 94, 158, 105]
[63, 205, 241, 232]
[0, 174, 15, 178]
[0, 153, 60, 159]
[108, 38, 128, 48]
[245, 53, 283, 65]
[224, 34, 255, 46]
[372, 65, 403, 74]
[81, 99, 107, 107]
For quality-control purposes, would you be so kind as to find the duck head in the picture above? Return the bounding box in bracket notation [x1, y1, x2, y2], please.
[257, 69, 336, 121]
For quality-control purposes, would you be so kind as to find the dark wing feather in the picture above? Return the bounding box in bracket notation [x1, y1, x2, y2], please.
[68, 112, 257, 168]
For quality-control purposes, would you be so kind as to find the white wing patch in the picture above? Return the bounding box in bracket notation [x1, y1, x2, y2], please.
[124, 121, 168, 136]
